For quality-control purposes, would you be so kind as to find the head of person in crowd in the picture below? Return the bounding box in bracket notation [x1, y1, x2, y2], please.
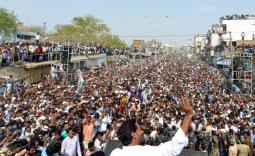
[68, 128, 75, 138]
[88, 142, 96, 152]
[91, 151, 105, 156]
[25, 143, 37, 156]
[117, 118, 145, 146]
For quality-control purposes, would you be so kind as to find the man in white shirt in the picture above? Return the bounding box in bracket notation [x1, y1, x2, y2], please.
[110, 97, 193, 156]
[100, 113, 112, 132]
[61, 129, 82, 156]
[35, 32, 41, 43]
[94, 132, 103, 150]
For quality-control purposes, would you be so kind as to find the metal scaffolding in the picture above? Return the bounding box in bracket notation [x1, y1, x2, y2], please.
[51, 41, 71, 82]
[231, 51, 253, 96]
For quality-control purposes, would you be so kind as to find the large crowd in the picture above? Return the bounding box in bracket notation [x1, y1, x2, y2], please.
[0, 42, 129, 67]
[0, 52, 254, 156]
[220, 14, 255, 20]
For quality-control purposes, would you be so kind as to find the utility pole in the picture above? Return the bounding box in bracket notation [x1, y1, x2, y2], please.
[229, 32, 233, 93]
[43, 21, 47, 37]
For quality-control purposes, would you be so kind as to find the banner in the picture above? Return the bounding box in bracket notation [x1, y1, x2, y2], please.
[76, 74, 84, 94]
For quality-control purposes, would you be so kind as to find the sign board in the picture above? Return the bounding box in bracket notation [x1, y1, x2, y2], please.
[212, 24, 226, 34]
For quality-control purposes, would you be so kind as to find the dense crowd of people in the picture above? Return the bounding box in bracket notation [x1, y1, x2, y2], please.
[0, 52, 254, 156]
[0, 42, 129, 67]
[220, 14, 255, 20]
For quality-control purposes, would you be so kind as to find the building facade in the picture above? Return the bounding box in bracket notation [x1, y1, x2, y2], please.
[194, 35, 207, 53]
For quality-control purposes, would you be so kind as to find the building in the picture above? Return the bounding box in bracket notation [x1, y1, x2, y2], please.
[15, 24, 38, 42]
[193, 35, 207, 53]
[207, 15, 255, 47]
[221, 19, 255, 43]
[205, 15, 255, 60]
[16, 30, 36, 42]
[132, 40, 145, 48]
[205, 15, 255, 95]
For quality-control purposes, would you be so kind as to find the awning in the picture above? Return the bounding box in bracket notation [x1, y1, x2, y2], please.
[216, 57, 231, 66]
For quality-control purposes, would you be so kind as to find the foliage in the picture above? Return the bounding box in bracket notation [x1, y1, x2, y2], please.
[0, 8, 17, 40]
[51, 15, 126, 47]
[100, 34, 127, 48]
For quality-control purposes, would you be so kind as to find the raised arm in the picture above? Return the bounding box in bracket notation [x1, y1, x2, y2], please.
[180, 97, 193, 136]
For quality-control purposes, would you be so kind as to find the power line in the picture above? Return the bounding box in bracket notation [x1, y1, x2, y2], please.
[118, 34, 196, 38]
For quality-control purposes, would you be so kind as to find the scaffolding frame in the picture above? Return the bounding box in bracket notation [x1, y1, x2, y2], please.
[51, 41, 71, 82]
[231, 51, 253, 96]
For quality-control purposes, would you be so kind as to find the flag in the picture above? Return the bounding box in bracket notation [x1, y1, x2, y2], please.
[51, 66, 57, 80]
[172, 95, 179, 107]
[141, 91, 148, 105]
[3, 86, 7, 99]
[124, 96, 129, 106]
[118, 97, 126, 113]
[145, 86, 152, 95]
[0, 86, 5, 94]
[76, 74, 84, 93]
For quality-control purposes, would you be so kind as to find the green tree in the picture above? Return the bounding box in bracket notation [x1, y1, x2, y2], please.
[100, 35, 127, 48]
[52, 15, 126, 47]
[54, 24, 80, 44]
[0, 8, 17, 40]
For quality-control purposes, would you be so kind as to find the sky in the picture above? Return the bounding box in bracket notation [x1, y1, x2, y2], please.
[1, 0, 255, 46]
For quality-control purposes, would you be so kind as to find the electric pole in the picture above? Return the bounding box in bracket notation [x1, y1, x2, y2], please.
[43, 21, 47, 37]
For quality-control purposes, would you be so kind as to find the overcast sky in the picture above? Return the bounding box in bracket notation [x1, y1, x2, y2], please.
[1, 0, 255, 46]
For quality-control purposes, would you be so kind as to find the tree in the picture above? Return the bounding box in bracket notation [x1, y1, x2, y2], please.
[0, 8, 17, 40]
[51, 15, 126, 47]
[110, 35, 127, 48]
[54, 24, 80, 44]
[100, 35, 127, 48]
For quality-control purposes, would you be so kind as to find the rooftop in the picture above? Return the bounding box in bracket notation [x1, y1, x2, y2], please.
[220, 14, 255, 21]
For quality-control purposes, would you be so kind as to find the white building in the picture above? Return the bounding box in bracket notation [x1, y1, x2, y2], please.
[221, 19, 255, 42]
[207, 16, 255, 48]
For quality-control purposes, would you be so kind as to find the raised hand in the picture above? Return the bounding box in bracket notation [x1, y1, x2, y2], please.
[180, 97, 194, 135]
[180, 97, 193, 116]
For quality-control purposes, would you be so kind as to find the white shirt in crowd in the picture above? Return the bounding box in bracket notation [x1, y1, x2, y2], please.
[230, 125, 239, 133]
[29, 45, 35, 53]
[250, 130, 255, 144]
[35, 34, 41, 41]
[61, 135, 82, 156]
[100, 116, 112, 132]
[155, 114, 164, 126]
[94, 138, 103, 150]
[191, 122, 202, 132]
[225, 124, 229, 132]
[110, 129, 188, 156]
[169, 119, 177, 129]
[42, 46, 48, 53]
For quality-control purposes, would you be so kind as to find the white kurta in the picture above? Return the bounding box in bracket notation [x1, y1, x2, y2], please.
[110, 129, 188, 156]
[61, 135, 82, 156]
